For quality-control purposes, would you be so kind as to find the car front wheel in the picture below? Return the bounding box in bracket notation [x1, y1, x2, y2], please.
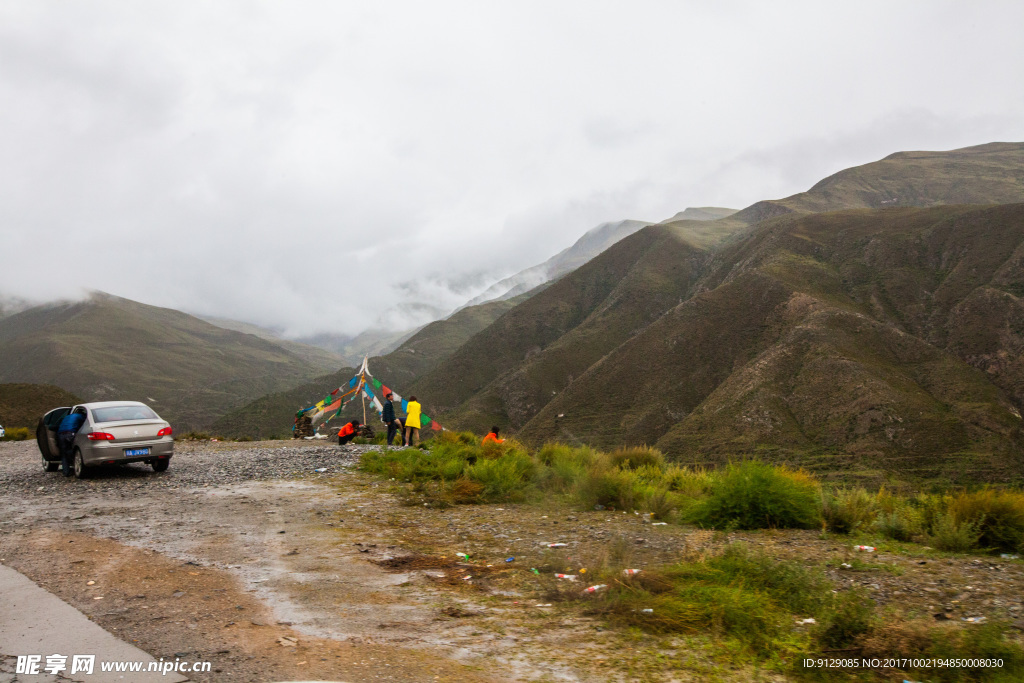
[151, 458, 170, 472]
[73, 448, 90, 479]
[41, 451, 59, 472]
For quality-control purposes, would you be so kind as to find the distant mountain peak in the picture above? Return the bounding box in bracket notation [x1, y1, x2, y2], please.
[660, 207, 738, 223]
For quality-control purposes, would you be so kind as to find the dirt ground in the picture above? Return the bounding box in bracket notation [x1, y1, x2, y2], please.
[2, 440, 1023, 682]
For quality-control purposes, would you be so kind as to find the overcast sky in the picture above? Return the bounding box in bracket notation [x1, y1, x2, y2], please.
[1, 1, 1023, 337]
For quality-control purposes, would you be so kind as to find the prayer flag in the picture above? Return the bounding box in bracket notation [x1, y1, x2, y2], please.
[422, 415, 432, 426]
[348, 376, 358, 388]
[401, 399, 408, 411]
[381, 385, 391, 397]
[430, 421, 442, 431]
[372, 378, 382, 389]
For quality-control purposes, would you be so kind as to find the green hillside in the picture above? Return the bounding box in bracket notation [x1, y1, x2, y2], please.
[519, 204, 1024, 484]
[210, 295, 527, 437]
[194, 315, 344, 374]
[404, 143, 1024, 483]
[734, 141, 1024, 223]
[0, 383, 83, 428]
[417, 224, 715, 433]
[0, 293, 334, 431]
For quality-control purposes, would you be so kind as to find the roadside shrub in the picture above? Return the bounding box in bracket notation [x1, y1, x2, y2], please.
[873, 508, 921, 542]
[813, 589, 875, 649]
[660, 465, 712, 497]
[536, 444, 596, 493]
[599, 544, 835, 654]
[643, 488, 686, 520]
[686, 461, 821, 530]
[950, 489, 1024, 552]
[608, 446, 665, 471]
[0, 427, 30, 441]
[928, 511, 982, 552]
[858, 620, 1024, 682]
[573, 467, 640, 510]
[466, 449, 535, 502]
[433, 430, 478, 446]
[821, 487, 877, 533]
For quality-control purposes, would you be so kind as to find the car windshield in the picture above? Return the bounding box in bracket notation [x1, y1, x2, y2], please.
[92, 405, 158, 423]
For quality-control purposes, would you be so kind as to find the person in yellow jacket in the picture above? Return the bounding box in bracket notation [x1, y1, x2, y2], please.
[404, 396, 422, 447]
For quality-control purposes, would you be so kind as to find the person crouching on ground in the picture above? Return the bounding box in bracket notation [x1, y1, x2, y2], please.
[382, 393, 401, 446]
[482, 426, 505, 445]
[337, 419, 361, 445]
[404, 396, 422, 447]
[57, 410, 86, 476]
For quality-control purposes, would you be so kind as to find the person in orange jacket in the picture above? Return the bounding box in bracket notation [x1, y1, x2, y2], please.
[337, 420, 361, 446]
[482, 426, 505, 445]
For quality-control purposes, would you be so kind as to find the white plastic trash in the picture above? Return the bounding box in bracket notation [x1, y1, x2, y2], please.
[582, 584, 607, 593]
[547, 543, 568, 548]
[622, 569, 642, 577]
[854, 545, 876, 552]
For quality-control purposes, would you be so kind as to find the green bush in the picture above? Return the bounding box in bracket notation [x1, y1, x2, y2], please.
[873, 508, 921, 542]
[950, 489, 1024, 552]
[573, 466, 642, 510]
[813, 589, 875, 649]
[858, 620, 1024, 682]
[600, 544, 840, 654]
[660, 465, 712, 497]
[607, 446, 665, 471]
[466, 449, 535, 502]
[0, 426, 30, 441]
[928, 511, 982, 552]
[686, 461, 821, 530]
[821, 487, 877, 533]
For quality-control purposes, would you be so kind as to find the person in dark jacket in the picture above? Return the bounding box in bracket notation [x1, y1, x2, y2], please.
[337, 420, 361, 445]
[57, 410, 86, 477]
[382, 393, 402, 446]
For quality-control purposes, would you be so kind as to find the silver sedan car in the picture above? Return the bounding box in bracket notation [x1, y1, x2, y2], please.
[65, 401, 173, 478]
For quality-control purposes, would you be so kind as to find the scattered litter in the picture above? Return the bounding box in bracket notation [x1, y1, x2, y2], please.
[92, 596, 103, 600]
[579, 568, 587, 574]
[840, 562, 853, 569]
[622, 569, 642, 577]
[582, 584, 607, 593]
[594, 504, 605, 511]
[651, 522, 668, 526]
[1001, 554, 1020, 560]
[535, 604, 552, 607]
[547, 543, 568, 548]
[641, 608, 654, 614]
[963, 616, 987, 623]
[456, 552, 470, 560]
[855, 545, 876, 552]
[314, 467, 328, 473]
[505, 557, 515, 563]
[462, 575, 472, 581]
[795, 618, 816, 625]
[86, 580, 96, 586]
[554, 573, 578, 581]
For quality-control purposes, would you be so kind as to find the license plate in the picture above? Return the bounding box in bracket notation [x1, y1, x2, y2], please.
[125, 448, 151, 457]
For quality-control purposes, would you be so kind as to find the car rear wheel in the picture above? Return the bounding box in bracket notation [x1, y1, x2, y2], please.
[151, 458, 170, 472]
[41, 451, 59, 472]
[73, 448, 90, 479]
